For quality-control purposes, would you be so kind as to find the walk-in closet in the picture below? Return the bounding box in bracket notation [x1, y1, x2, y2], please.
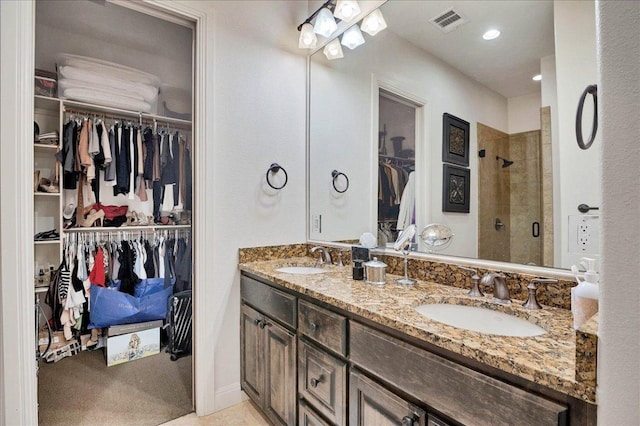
[33, 1, 195, 424]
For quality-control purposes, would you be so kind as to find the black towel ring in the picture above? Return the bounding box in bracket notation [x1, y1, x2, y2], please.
[331, 170, 349, 193]
[266, 163, 288, 190]
[576, 84, 598, 150]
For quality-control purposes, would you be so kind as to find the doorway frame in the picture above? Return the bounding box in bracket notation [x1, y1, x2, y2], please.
[0, 1, 216, 423]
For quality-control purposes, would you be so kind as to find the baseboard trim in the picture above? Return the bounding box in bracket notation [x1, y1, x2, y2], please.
[214, 383, 248, 412]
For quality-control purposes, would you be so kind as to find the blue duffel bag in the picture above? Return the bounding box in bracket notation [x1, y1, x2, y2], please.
[89, 278, 174, 328]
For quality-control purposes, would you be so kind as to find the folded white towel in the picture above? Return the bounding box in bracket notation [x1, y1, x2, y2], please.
[59, 86, 152, 113]
[56, 53, 161, 87]
[58, 67, 158, 102]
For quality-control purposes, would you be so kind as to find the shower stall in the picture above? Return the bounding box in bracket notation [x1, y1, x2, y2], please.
[477, 113, 553, 266]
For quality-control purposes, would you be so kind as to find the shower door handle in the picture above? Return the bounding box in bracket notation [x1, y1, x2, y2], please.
[532, 222, 540, 238]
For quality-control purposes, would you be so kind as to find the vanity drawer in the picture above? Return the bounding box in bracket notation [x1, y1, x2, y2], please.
[241, 274, 297, 329]
[350, 321, 568, 426]
[299, 339, 347, 426]
[299, 400, 331, 426]
[298, 299, 347, 356]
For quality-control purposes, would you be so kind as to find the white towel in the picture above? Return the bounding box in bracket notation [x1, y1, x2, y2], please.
[396, 171, 415, 230]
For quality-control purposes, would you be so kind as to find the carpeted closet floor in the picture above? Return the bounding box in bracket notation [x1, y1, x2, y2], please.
[37, 348, 192, 426]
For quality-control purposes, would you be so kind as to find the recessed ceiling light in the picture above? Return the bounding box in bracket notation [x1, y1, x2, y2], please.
[532, 74, 542, 81]
[482, 29, 500, 40]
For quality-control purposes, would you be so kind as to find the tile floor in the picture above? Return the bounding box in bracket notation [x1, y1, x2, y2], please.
[162, 401, 270, 426]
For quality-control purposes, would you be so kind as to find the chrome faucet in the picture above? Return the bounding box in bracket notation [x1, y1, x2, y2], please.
[523, 278, 558, 310]
[310, 246, 332, 265]
[459, 266, 483, 297]
[480, 273, 511, 304]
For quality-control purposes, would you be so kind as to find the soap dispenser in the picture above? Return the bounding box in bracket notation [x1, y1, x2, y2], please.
[570, 257, 599, 329]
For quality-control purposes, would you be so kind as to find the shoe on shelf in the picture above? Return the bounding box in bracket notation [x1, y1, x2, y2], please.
[34, 171, 40, 192]
[82, 209, 105, 228]
[37, 178, 59, 193]
[34, 229, 60, 241]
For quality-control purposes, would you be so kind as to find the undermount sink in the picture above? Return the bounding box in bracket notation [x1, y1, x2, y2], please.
[275, 266, 328, 275]
[414, 303, 546, 337]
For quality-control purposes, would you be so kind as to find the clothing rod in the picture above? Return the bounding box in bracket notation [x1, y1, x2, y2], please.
[61, 99, 192, 126]
[63, 108, 192, 132]
[63, 225, 192, 232]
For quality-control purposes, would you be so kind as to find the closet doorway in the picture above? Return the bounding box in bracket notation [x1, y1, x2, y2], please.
[34, 1, 195, 424]
[377, 89, 419, 247]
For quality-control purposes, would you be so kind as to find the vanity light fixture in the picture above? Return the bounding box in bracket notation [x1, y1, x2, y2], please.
[334, 0, 361, 23]
[532, 74, 542, 81]
[360, 8, 387, 36]
[341, 25, 365, 50]
[298, 22, 318, 49]
[482, 29, 501, 40]
[323, 38, 344, 60]
[314, 7, 338, 38]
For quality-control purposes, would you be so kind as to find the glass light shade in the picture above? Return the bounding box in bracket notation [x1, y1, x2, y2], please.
[313, 8, 338, 38]
[360, 8, 387, 36]
[298, 23, 317, 49]
[341, 25, 365, 50]
[323, 38, 344, 60]
[482, 29, 501, 40]
[334, 0, 361, 23]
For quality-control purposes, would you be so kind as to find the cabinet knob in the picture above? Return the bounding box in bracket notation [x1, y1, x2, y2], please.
[310, 375, 323, 388]
[309, 322, 318, 332]
[258, 320, 267, 329]
[254, 319, 261, 326]
[402, 415, 416, 426]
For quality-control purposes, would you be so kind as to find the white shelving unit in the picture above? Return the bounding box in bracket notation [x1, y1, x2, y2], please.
[33, 95, 62, 285]
[32, 94, 193, 291]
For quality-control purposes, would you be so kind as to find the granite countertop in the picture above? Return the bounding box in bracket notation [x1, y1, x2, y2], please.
[239, 256, 596, 404]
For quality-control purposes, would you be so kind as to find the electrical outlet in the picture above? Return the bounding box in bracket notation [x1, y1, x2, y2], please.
[312, 214, 322, 233]
[568, 215, 600, 254]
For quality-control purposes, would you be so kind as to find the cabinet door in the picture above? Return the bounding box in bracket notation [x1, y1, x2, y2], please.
[349, 369, 426, 426]
[241, 304, 264, 406]
[264, 319, 297, 426]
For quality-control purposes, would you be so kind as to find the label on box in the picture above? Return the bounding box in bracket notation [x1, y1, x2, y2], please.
[106, 327, 160, 366]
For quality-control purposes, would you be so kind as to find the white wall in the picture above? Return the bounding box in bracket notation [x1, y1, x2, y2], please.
[554, 0, 600, 269]
[0, 0, 308, 422]
[309, 28, 507, 258]
[206, 0, 308, 410]
[35, 0, 193, 95]
[597, 0, 640, 423]
[507, 92, 541, 134]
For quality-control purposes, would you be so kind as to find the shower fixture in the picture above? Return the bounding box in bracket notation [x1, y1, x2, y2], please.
[496, 156, 514, 168]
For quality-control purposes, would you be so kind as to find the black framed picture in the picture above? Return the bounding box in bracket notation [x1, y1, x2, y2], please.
[442, 164, 470, 213]
[442, 113, 470, 166]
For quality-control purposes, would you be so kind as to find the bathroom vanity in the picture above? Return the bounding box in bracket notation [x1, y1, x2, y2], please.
[239, 255, 596, 426]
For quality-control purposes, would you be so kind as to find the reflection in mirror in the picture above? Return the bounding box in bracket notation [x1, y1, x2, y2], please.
[394, 224, 416, 286]
[421, 224, 454, 253]
[308, 0, 600, 271]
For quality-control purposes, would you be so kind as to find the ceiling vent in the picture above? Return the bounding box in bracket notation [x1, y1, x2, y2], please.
[430, 9, 467, 33]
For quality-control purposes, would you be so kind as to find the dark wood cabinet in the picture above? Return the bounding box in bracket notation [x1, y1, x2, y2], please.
[240, 272, 593, 426]
[241, 304, 265, 405]
[241, 281, 297, 426]
[298, 340, 347, 425]
[349, 368, 426, 426]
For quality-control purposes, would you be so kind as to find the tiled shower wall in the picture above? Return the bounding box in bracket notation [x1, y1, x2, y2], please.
[477, 124, 511, 262]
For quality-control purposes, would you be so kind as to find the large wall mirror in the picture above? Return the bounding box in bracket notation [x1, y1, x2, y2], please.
[308, 0, 600, 270]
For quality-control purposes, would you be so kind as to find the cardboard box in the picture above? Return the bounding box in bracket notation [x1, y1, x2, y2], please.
[106, 326, 160, 366]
